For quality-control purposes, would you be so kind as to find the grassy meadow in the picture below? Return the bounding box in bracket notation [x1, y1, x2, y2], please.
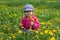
[0, 0, 60, 40]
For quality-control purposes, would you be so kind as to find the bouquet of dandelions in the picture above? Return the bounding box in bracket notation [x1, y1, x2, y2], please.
[29, 16, 34, 32]
[30, 16, 40, 33]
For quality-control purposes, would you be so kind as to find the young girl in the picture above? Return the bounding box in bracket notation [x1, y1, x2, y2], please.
[19, 4, 40, 33]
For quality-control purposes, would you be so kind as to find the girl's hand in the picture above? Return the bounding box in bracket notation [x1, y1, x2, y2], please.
[19, 23, 23, 26]
[30, 22, 34, 26]
[19, 23, 23, 29]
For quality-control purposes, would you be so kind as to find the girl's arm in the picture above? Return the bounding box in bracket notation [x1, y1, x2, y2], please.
[19, 18, 25, 29]
[32, 17, 40, 30]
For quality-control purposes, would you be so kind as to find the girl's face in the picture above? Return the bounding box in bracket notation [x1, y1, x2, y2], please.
[24, 11, 33, 17]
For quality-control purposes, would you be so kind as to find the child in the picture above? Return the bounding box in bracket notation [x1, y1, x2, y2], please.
[19, 4, 40, 33]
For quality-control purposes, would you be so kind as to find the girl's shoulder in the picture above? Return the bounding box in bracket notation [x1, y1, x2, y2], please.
[21, 16, 26, 20]
[32, 14, 37, 19]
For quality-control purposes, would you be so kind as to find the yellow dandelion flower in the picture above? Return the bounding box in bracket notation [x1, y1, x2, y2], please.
[29, 16, 34, 22]
[4, 25, 7, 27]
[43, 26, 45, 29]
[49, 31, 53, 36]
[11, 34, 16, 38]
[58, 30, 60, 33]
[9, 36, 12, 38]
[14, 14, 17, 16]
[12, 35, 16, 38]
[18, 30, 22, 34]
[35, 31, 39, 33]
[40, 32, 44, 34]
[53, 30, 57, 32]
[31, 18, 34, 22]
[46, 22, 52, 25]
[30, 16, 32, 18]
[44, 30, 49, 34]
[50, 37, 55, 40]
[41, 22, 45, 25]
